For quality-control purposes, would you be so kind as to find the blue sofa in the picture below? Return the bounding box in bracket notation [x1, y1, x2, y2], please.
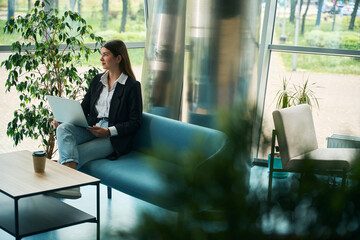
[79, 112, 227, 211]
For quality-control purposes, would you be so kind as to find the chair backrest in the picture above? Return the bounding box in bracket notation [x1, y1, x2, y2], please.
[272, 104, 318, 168]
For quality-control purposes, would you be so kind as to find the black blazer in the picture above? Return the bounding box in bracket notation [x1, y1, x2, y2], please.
[81, 73, 143, 158]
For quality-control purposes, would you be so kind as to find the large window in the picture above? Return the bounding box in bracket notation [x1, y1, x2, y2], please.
[0, 0, 146, 68]
[257, 0, 360, 160]
[273, 0, 359, 50]
[0, 0, 146, 43]
[258, 53, 360, 159]
[0, 0, 146, 154]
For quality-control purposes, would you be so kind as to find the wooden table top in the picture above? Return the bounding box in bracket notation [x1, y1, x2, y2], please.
[0, 150, 99, 198]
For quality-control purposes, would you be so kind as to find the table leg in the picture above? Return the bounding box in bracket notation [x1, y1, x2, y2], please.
[14, 198, 20, 240]
[96, 183, 100, 240]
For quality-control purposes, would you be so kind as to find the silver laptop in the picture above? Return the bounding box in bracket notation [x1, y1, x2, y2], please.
[46, 95, 91, 128]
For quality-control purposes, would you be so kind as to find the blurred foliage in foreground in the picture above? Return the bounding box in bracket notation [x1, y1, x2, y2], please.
[117, 103, 360, 240]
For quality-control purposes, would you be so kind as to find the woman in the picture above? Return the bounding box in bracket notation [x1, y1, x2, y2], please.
[53, 39, 143, 198]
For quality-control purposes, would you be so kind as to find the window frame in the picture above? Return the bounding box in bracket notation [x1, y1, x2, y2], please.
[253, 0, 360, 163]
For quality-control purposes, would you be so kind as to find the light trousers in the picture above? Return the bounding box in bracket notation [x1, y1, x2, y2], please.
[56, 120, 114, 168]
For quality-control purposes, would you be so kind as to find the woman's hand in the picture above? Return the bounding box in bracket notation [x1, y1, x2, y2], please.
[52, 119, 60, 129]
[87, 126, 111, 137]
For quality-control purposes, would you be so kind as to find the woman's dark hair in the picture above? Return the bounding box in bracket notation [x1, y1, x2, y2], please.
[102, 39, 136, 80]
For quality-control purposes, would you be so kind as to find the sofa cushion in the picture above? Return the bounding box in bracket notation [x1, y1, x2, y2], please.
[133, 113, 227, 165]
[79, 151, 182, 210]
[287, 148, 360, 171]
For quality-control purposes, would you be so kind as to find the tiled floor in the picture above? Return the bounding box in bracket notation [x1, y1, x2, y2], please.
[1, 165, 286, 240]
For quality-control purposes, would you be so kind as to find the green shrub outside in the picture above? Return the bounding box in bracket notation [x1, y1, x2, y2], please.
[96, 30, 146, 43]
[275, 15, 360, 74]
[305, 30, 342, 48]
[0, 20, 21, 44]
[280, 52, 360, 74]
[83, 48, 144, 68]
[305, 30, 360, 50]
[341, 34, 360, 50]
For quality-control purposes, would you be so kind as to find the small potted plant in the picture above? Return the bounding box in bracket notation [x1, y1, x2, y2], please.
[269, 76, 320, 178]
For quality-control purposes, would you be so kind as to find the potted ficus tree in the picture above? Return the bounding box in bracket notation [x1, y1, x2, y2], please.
[1, 0, 104, 158]
[270, 76, 320, 178]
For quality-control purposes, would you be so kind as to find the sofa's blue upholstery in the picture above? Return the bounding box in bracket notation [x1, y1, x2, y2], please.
[134, 113, 226, 163]
[79, 112, 227, 211]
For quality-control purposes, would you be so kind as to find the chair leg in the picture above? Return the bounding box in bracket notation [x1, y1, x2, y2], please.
[341, 171, 347, 187]
[107, 186, 112, 199]
[268, 130, 276, 202]
[268, 172, 273, 202]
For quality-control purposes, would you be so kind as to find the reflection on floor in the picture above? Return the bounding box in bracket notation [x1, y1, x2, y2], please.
[0, 165, 293, 240]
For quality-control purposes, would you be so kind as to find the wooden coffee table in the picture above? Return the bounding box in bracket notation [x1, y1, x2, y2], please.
[0, 150, 101, 240]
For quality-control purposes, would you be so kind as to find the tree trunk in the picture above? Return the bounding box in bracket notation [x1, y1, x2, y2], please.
[28, 0, 31, 12]
[46, 132, 56, 160]
[315, 0, 323, 26]
[301, 0, 310, 35]
[70, 0, 76, 11]
[120, 0, 128, 32]
[78, 0, 81, 14]
[299, 0, 303, 20]
[293, 0, 302, 71]
[349, 0, 360, 30]
[290, 0, 298, 23]
[331, 0, 336, 31]
[102, 0, 109, 29]
[8, 0, 15, 20]
[45, 0, 55, 11]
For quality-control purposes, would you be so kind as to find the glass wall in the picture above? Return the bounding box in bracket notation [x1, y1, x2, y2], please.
[0, 0, 146, 68]
[0, 0, 146, 154]
[1, 0, 359, 157]
[273, 0, 359, 50]
[0, 0, 146, 39]
[259, 52, 360, 158]
[257, 0, 360, 159]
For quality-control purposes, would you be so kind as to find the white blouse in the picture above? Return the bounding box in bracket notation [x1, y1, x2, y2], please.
[95, 71, 128, 136]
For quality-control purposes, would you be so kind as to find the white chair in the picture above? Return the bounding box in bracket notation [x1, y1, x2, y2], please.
[268, 104, 360, 200]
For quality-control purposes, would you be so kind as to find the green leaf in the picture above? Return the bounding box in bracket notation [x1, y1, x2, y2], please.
[3, 1, 103, 153]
